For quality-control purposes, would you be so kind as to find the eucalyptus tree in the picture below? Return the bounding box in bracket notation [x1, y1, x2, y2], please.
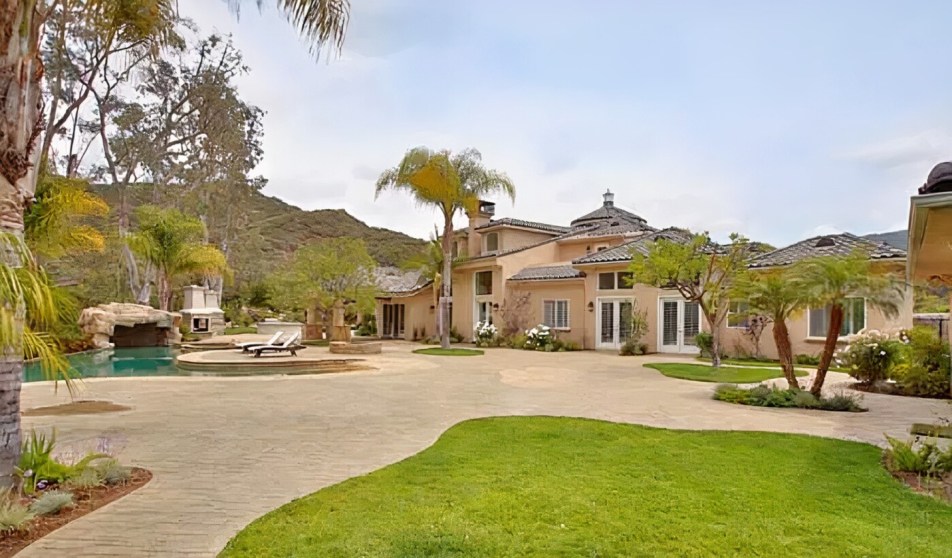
[375, 148, 515, 349]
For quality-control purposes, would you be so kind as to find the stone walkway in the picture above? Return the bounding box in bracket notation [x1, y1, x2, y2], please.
[16, 345, 951, 556]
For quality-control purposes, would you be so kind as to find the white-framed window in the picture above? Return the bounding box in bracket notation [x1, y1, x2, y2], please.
[485, 232, 499, 253]
[543, 299, 570, 330]
[597, 272, 635, 290]
[475, 271, 493, 295]
[727, 301, 750, 329]
[808, 297, 865, 338]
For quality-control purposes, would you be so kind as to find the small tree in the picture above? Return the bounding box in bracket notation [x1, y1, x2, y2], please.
[797, 254, 905, 396]
[269, 238, 377, 332]
[630, 231, 751, 367]
[743, 315, 771, 360]
[499, 292, 532, 337]
[734, 270, 805, 389]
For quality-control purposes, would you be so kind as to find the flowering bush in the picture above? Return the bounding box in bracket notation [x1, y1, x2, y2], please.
[891, 326, 951, 397]
[835, 330, 904, 385]
[525, 324, 554, 351]
[473, 321, 498, 348]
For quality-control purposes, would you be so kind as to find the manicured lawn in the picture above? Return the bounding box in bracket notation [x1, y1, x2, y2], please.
[697, 356, 782, 368]
[224, 326, 258, 335]
[646, 362, 807, 383]
[221, 417, 952, 557]
[413, 347, 484, 356]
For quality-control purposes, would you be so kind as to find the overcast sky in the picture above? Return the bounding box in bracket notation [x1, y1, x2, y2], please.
[184, 0, 952, 245]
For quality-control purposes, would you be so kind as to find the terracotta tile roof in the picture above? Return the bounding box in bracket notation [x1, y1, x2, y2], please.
[748, 233, 907, 268]
[572, 228, 694, 264]
[509, 264, 586, 281]
[570, 204, 649, 229]
[476, 218, 570, 234]
[374, 267, 431, 295]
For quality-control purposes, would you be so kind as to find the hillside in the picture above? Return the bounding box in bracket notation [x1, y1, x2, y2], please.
[862, 230, 907, 251]
[87, 184, 426, 287]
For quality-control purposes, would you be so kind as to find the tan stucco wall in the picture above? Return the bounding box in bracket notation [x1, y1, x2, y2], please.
[375, 290, 434, 341]
[495, 229, 557, 252]
[508, 281, 587, 346]
[717, 277, 914, 360]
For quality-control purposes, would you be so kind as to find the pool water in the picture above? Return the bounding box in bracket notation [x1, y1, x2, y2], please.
[25, 347, 182, 383]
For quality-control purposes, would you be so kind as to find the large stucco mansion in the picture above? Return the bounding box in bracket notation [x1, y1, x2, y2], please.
[375, 190, 913, 358]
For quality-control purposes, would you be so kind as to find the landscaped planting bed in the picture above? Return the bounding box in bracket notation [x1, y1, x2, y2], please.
[222, 417, 952, 557]
[645, 362, 807, 383]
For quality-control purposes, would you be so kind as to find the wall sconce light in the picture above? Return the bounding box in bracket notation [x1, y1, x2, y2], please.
[492, 303, 500, 311]
[587, 302, 595, 312]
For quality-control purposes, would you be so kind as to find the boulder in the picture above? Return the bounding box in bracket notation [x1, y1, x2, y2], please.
[78, 303, 182, 349]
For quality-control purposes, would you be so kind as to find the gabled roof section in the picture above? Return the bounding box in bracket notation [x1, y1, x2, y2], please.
[476, 218, 570, 235]
[749, 233, 907, 269]
[374, 267, 432, 295]
[509, 264, 586, 282]
[572, 228, 694, 264]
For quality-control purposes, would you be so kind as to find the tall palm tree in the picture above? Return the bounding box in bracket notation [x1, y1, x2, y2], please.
[0, 235, 73, 486]
[1, 0, 349, 486]
[128, 206, 230, 311]
[798, 253, 905, 396]
[402, 227, 467, 328]
[376, 147, 515, 349]
[734, 270, 806, 389]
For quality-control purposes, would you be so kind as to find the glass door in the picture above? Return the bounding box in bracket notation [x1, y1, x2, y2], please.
[597, 298, 634, 349]
[659, 298, 701, 354]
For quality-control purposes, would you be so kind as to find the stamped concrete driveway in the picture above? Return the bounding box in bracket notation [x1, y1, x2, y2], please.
[17, 345, 951, 557]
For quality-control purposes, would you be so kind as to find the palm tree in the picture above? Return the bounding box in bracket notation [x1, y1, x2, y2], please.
[0, 235, 73, 486]
[375, 147, 515, 348]
[402, 227, 467, 326]
[798, 253, 905, 396]
[734, 270, 806, 389]
[127, 206, 230, 311]
[25, 167, 109, 260]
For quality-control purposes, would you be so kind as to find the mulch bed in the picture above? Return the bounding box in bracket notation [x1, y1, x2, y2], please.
[22, 400, 132, 417]
[891, 469, 952, 503]
[0, 467, 151, 558]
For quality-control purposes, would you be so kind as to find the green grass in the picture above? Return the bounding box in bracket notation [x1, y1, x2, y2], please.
[413, 347, 484, 356]
[224, 326, 257, 335]
[697, 356, 782, 368]
[221, 417, 952, 558]
[646, 362, 807, 383]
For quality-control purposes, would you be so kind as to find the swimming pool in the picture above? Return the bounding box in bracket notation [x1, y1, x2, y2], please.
[24, 347, 182, 383]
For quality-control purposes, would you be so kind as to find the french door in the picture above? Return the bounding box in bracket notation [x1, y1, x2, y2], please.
[381, 303, 405, 338]
[597, 298, 633, 349]
[658, 297, 701, 354]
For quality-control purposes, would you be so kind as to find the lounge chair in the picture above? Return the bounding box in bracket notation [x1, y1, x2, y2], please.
[250, 332, 303, 357]
[235, 331, 283, 352]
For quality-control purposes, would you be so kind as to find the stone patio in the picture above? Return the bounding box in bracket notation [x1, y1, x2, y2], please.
[16, 344, 951, 556]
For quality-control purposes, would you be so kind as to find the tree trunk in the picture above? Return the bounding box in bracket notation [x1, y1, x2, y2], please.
[772, 318, 798, 389]
[439, 212, 453, 349]
[810, 304, 844, 396]
[701, 306, 722, 368]
[0, 2, 46, 488]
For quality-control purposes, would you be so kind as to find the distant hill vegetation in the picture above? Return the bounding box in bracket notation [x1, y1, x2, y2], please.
[89, 184, 426, 287]
[862, 230, 907, 251]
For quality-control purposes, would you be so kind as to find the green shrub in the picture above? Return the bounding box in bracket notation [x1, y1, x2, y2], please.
[548, 339, 565, 352]
[93, 459, 133, 485]
[695, 332, 714, 358]
[619, 339, 648, 356]
[28, 490, 75, 516]
[884, 436, 948, 476]
[0, 491, 33, 532]
[449, 326, 464, 343]
[713, 384, 865, 412]
[892, 363, 950, 398]
[836, 331, 903, 384]
[712, 384, 750, 404]
[794, 354, 820, 366]
[891, 327, 951, 397]
[65, 468, 103, 490]
[561, 340, 582, 352]
[503, 333, 529, 349]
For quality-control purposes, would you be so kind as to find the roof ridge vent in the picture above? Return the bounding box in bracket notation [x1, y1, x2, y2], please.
[814, 237, 836, 248]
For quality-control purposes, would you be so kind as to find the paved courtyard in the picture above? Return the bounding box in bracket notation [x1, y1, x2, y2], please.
[17, 344, 951, 556]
